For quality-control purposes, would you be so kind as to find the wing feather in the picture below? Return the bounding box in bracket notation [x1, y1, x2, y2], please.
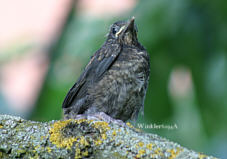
[62, 43, 121, 109]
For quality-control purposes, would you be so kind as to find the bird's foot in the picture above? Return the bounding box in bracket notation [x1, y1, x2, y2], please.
[65, 112, 127, 127]
[74, 114, 88, 120]
[87, 112, 126, 127]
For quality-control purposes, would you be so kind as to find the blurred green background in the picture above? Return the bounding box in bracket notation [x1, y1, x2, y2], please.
[1, 0, 227, 158]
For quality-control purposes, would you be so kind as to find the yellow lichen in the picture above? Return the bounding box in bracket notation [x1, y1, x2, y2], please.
[76, 119, 91, 124]
[17, 149, 26, 154]
[199, 153, 209, 159]
[46, 147, 52, 153]
[40, 135, 47, 141]
[167, 147, 182, 159]
[126, 122, 134, 128]
[154, 148, 164, 157]
[75, 148, 81, 159]
[49, 119, 78, 149]
[138, 141, 144, 147]
[125, 151, 128, 155]
[146, 143, 153, 150]
[112, 130, 117, 136]
[92, 121, 110, 131]
[136, 149, 146, 158]
[94, 138, 103, 146]
[0, 124, 3, 129]
[82, 150, 89, 157]
[79, 136, 89, 146]
[115, 141, 122, 146]
[34, 145, 40, 150]
[135, 128, 142, 132]
[101, 133, 107, 140]
[49, 118, 111, 157]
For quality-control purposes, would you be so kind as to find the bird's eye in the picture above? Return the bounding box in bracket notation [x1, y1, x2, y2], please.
[112, 27, 119, 35]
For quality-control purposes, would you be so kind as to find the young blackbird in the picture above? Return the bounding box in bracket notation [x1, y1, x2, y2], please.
[62, 17, 150, 122]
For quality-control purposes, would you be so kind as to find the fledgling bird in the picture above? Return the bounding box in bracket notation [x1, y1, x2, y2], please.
[62, 17, 150, 122]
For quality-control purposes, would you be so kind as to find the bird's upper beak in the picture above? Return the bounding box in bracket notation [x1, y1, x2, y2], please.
[119, 17, 135, 36]
[116, 17, 136, 40]
[117, 17, 135, 39]
[125, 16, 135, 32]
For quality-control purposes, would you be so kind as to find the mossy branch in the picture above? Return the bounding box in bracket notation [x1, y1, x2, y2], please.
[0, 114, 217, 159]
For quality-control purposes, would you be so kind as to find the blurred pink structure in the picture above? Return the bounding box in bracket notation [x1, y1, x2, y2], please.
[0, 0, 136, 115]
[0, 0, 73, 113]
[77, 0, 136, 17]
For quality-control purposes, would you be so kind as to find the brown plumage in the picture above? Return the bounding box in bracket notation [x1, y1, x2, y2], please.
[62, 17, 150, 122]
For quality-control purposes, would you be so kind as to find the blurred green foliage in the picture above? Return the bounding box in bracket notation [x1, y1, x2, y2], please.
[31, 0, 227, 158]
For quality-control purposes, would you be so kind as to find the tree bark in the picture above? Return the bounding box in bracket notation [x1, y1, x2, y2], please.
[0, 114, 217, 159]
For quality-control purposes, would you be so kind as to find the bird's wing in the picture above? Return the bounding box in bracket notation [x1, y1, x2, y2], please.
[62, 70, 87, 109]
[62, 43, 121, 109]
[94, 44, 121, 78]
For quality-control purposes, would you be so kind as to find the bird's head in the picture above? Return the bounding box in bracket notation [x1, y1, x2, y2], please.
[108, 17, 138, 46]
